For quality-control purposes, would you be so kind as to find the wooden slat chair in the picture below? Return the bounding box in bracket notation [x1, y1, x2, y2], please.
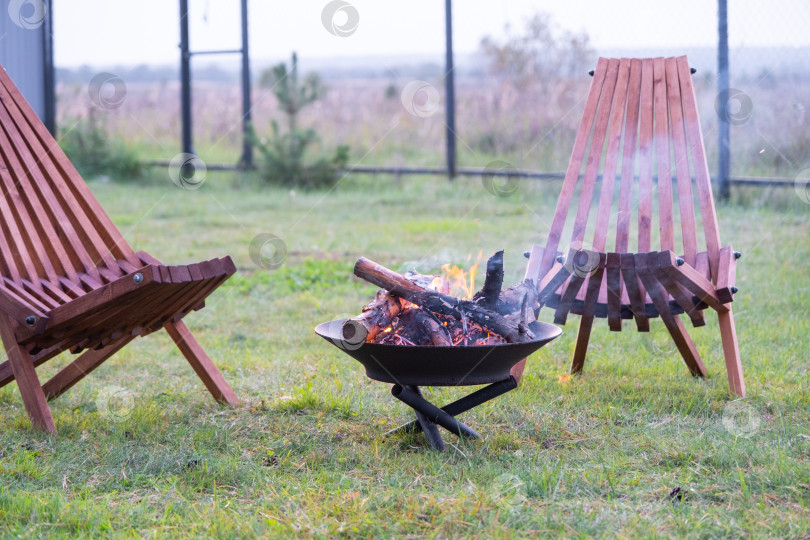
[525, 56, 745, 396]
[0, 65, 239, 433]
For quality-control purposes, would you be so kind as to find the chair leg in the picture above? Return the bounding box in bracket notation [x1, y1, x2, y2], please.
[0, 320, 55, 433]
[636, 254, 707, 378]
[510, 358, 527, 383]
[164, 320, 239, 406]
[658, 310, 708, 378]
[571, 315, 595, 374]
[718, 307, 746, 397]
[571, 255, 605, 374]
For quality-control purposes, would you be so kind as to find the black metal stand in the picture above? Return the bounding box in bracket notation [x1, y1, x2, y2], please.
[387, 376, 518, 451]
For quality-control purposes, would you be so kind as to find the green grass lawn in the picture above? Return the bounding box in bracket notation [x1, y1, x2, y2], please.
[1, 173, 808, 538]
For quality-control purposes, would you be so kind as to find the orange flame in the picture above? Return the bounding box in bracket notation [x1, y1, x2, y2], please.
[428, 251, 483, 300]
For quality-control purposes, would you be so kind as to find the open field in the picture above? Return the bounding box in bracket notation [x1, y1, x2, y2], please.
[55, 70, 810, 179]
[0, 174, 808, 537]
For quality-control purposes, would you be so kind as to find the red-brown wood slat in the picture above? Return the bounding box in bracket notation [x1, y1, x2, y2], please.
[19, 279, 61, 310]
[0, 203, 23, 283]
[0, 84, 107, 284]
[31, 257, 232, 353]
[538, 58, 610, 278]
[133, 264, 226, 336]
[666, 57, 699, 266]
[651, 253, 705, 327]
[615, 59, 643, 253]
[13, 267, 161, 346]
[0, 66, 239, 432]
[0, 170, 45, 288]
[3, 279, 51, 314]
[656, 251, 729, 313]
[570, 59, 621, 247]
[0, 316, 55, 432]
[637, 59, 655, 253]
[538, 266, 571, 308]
[154, 273, 231, 332]
[77, 272, 104, 292]
[0, 66, 140, 270]
[524, 244, 545, 285]
[652, 57, 675, 252]
[554, 274, 586, 326]
[38, 279, 74, 305]
[695, 251, 711, 290]
[57, 276, 88, 297]
[0, 341, 69, 389]
[718, 308, 745, 396]
[0, 109, 81, 286]
[592, 58, 632, 253]
[29, 281, 164, 351]
[64, 259, 230, 350]
[676, 56, 722, 281]
[79, 280, 188, 351]
[620, 253, 649, 331]
[606, 253, 623, 331]
[571, 253, 606, 373]
[0, 281, 49, 329]
[165, 320, 239, 406]
[0, 135, 66, 287]
[41, 335, 136, 400]
[715, 246, 737, 303]
[533, 56, 744, 397]
[634, 253, 706, 377]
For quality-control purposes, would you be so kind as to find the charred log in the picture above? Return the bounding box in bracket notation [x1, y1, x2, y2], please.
[498, 278, 538, 325]
[473, 250, 504, 310]
[354, 257, 533, 343]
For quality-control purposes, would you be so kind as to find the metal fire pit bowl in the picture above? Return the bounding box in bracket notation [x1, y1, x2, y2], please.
[315, 319, 562, 386]
[316, 318, 561, 451]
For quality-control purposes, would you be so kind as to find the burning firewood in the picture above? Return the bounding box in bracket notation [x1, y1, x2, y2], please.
[376, 309, 453, 346]
[353, 255, 535, 345]
[341, 271, 451, 344]
[342, 290, 403, 343]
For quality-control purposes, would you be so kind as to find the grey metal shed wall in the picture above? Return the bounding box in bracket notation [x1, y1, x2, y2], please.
[0, 1, 48, 123]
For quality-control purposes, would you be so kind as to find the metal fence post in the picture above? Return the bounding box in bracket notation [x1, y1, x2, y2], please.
[717, 0, 731, 202]
[42, 0, 56, 135]
[179, 0, 193, 156]
[239, 0, 253, 169]
[444, 0, 457, 180]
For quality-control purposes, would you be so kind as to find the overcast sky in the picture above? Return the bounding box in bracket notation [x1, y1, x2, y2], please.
[52, 0, 810, 67]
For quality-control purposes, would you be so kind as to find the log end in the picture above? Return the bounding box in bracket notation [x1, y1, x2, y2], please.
[342, 319, 369, 342]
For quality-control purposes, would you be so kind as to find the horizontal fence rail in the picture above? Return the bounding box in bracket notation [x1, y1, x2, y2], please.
[143, 161, 798, 187]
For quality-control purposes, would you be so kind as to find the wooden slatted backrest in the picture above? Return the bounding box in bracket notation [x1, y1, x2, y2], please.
[539, 56, 723, 284]
[0, 65, 141, 298]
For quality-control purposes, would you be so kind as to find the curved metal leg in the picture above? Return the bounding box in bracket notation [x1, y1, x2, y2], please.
[392, 384, 481, 439]
[385, 377, 517, 437]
